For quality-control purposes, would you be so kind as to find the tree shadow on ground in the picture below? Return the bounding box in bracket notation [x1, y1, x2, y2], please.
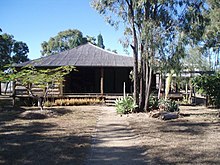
[143, 144, 220, 165]
[0, 107, 25, 125]
[159, 120, 219, 135]
[151, 120, 220, 164]
[87, 146, 150, 165]
[0, 107, 93, 165]
[127, 112, 220, 165]
[87, 123, 150, 165]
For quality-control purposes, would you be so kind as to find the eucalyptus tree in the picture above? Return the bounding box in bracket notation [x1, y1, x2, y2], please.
[41, 29, 88, 56]
[180, 0, 219, 68]
[92, 0, 192, 111]
[202, 0, 220, 68]
[183, 46, 212, 71]
[203, 0, 220, 51]
[91, 0, 139, 109]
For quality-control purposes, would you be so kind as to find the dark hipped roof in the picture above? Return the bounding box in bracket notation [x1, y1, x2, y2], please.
[15, 43, 133, 67]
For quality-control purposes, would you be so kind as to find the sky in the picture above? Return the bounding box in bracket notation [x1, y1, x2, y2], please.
[1, 0, 130, 60]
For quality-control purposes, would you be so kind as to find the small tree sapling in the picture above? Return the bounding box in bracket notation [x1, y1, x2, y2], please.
[0, 65, 75, 110]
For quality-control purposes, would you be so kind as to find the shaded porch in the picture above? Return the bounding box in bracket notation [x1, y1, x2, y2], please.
[63, 67, 133, 95]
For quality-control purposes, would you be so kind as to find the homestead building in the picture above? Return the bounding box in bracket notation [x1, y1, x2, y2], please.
[14, 43, 136, 101]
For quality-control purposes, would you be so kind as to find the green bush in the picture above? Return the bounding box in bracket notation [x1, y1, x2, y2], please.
[148, 95, 159, 111]
[115, 96, 137, 114]
[158, 99, 179, 112]
[193, 73, 220, 107]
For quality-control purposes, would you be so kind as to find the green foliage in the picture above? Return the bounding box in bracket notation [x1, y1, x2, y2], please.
[158, 99, 180, 112]
[41, 29, 96, 56]
[0, 30, 29, 70]
[193, 73, 220, 107]
[12, 65, 74, 90]
[147, 95, 179, 112]
[97, 33, 105, 49]
[115, 96, 137, 114]
[91, 0, 192, 111]
[148, 95, 159, 111]
[0, 65, 75, 110]
[203, 0, 220, 51]
[12, 41, 29, 64]
[181, 1, 208, 44]
[182, 46, 212, 71]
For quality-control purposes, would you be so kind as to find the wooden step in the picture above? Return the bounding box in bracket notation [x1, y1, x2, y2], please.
[105, 96, 123, 106]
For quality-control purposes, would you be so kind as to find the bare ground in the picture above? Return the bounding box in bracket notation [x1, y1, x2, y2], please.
[127, 106, 220, 164]
[0, 106, 100, 165]
[0, 104, 219, 165]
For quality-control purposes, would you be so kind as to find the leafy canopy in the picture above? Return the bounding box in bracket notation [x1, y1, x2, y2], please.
[0, 30, 29, 71]
[0, 65, 75, 98]
[41, 29, 96, 56]
[193, 72, 220, 107]
[203, 0, 220, 51]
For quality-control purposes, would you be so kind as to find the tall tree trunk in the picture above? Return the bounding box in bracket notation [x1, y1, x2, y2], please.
[158, 73, 162, 99]
[165, 70, 174, 100]
[139, 53, 146, 111]
[144, 65, 153, 111]
[132, 43, 139, 110]
[129, 2, 139, 110]
[143, 50, 153, 111]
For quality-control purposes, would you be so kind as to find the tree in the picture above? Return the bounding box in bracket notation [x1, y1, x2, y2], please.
[92, 0, 192, 112]
[12, 41, 29, 64]
[203, 0, 220, 51]
[193, 73, 220, 106]
[0, 33, 13, 71]
[180, 1, 219, 69]
[97, 33, 105, 49]
[0, 65, 74, 110]
[0, 31, 29, 70]
[0, 29, 30, 94]
[182, 46, 212, 71]
[41, 29, 90, 56]
[202, 0, 220, 69]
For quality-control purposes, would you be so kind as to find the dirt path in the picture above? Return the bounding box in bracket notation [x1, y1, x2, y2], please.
[86, 107, 148, 165]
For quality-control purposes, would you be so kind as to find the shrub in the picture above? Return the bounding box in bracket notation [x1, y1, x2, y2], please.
[115, 96, 137, 114]
[148, 95, 159, 111]
[193, 73, 220, 107]
[158, 99, 179, 112]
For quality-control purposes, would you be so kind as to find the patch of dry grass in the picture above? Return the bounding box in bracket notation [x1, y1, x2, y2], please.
[1, 102, 219, 165]
[0, 106, 100, 165]
[127, 106, 220, 164]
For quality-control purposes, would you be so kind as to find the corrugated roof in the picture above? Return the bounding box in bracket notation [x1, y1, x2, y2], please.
[15, 43, 133, 67]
